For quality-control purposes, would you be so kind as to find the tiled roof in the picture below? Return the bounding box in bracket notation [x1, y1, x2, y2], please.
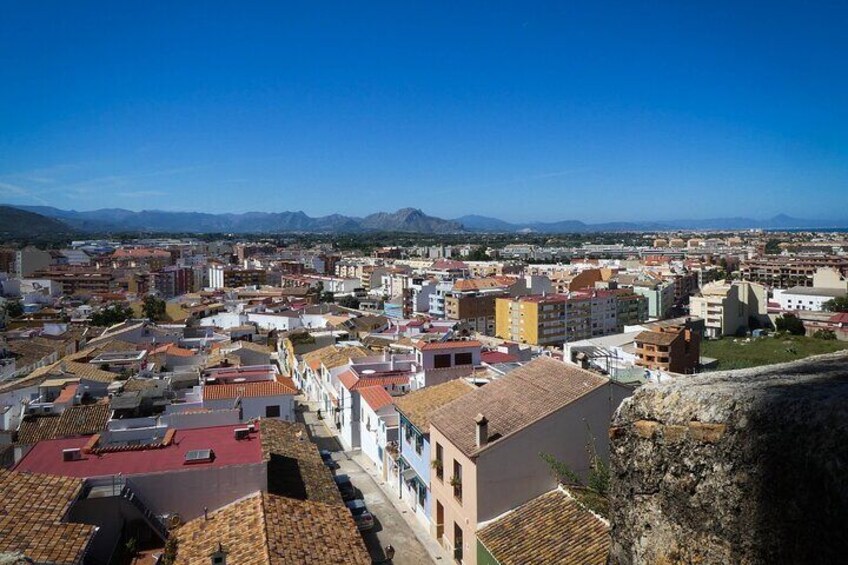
[430, 357, 609, 458]
[16, 403, 112, 445]
[394, 378, 476, 434]
[231, 341, 273, 354]
[203, 380, 297, 401]
[477, 489, 610, 565]
[337, 370, 359, 390]
[173, 492, 370, 565]
[259, 419, 343, 506]
[350, 374, 411, 390]
[481, 351, 519, 364]
[0, 468, 97, 564]
[302, 345, 370, 371]
[452, 277, 514, 292]
[358, 386, 394, 412]
[634, 329, 681, 347]
[414, 339, 482, 351]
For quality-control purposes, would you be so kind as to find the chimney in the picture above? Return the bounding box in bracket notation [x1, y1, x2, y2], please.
[475, 413, 489, 447]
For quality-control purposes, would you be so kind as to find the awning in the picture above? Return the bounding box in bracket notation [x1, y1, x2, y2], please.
[401, 468, 418, 482]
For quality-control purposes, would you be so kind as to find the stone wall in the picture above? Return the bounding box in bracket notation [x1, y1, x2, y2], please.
[609, 351, 848, 565]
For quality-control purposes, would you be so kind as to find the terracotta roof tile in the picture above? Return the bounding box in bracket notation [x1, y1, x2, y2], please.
[16, 404, 111, 445]
[358, 386, 394, 411]
[414, 340, 482, 351]
[302, 345, 370, 371]
[203, 380, 297, 401]
[0, 468, 97, 563]
[477, 489, 609, 565]
[259, 419, 343, 506]
[634, 329, 681, 347]
[394, 379, 476, 433]
[173, 492, 370, 565]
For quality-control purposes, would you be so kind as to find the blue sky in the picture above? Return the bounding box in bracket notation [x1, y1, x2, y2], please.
[1, 2, 846, 222]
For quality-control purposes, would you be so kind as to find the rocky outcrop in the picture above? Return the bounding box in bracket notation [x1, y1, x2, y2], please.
[608, 352, 848, 565]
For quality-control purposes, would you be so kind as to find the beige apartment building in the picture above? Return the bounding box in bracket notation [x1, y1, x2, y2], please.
[689, 281, 767, 338]
[428, 357, 632, 564]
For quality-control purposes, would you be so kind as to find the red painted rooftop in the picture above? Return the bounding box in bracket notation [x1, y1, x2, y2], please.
[14, 424, 263, 479]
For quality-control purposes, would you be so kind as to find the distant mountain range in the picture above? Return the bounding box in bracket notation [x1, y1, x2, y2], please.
[0, 205, 76, 239]
[12, 206, 463, 234]
[455, 213, 848, 233]
[6, 205, 848, 234]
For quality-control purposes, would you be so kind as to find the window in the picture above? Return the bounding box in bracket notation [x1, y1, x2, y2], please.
[265, 405, 281, 418]
[435, 443, 444, 481]
[434, 354, 451, 368]
[417, 481, 427, 508]
[415, 434, 423, 455]
[454, 352, 472, 366]
[452, 460, 462, 502]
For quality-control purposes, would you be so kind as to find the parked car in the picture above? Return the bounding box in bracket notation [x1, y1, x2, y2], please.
[346, 499, 375, 531]
[334, 474, 357, 501]
[320, 449, 339, 470]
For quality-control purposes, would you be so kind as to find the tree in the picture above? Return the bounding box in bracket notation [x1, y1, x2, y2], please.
[764, 238, 783, 255]
[337, 295, 361, 309]
[319, 291, 335, 303]
[90, 305, 134, 326]
[143, 295, 167, 321]
[2, 300, 23, 319]
[776, 314, 805, 336]
[823, 296, 848, 313]
[465, 247, 490, 261]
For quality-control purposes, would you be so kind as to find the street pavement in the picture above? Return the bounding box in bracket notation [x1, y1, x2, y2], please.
[296, 398, 445, 565]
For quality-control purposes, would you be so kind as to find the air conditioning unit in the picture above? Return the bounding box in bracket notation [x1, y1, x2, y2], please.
[234, 427, 250, 440]
[63, 448, 82, 461]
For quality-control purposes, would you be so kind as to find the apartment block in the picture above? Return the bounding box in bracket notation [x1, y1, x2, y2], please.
[495, 290, 629, 346]
[690, 281, 767, 337]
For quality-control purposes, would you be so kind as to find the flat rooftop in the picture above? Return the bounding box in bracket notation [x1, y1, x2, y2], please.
[14, 424, 263, 479]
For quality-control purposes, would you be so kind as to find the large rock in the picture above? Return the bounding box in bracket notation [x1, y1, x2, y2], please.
[609, 352, 848, 565]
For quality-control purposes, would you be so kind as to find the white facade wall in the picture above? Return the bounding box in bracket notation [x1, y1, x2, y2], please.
[200, 312, 246, 329]
[203, 394, 294, 422]
[774, 289, 844, 312]
[247, 312, 303, 332]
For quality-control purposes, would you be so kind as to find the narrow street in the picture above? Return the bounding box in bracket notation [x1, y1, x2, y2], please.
[295, 397, 442, 565]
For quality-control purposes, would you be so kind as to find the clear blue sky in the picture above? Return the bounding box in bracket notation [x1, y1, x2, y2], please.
[1, 2, 846, 222]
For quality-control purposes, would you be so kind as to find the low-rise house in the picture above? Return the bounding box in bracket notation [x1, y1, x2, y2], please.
[336, 369, 411, 452]
[203, 379, 297, 421]
[393, 379, 476, 528]
[358, 385, 398, 479]
[428, 357, 632, 565]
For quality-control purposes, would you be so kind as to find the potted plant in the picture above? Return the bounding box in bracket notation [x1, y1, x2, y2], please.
[431, 459, 443, 471]
[449, 475, 462, 488]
